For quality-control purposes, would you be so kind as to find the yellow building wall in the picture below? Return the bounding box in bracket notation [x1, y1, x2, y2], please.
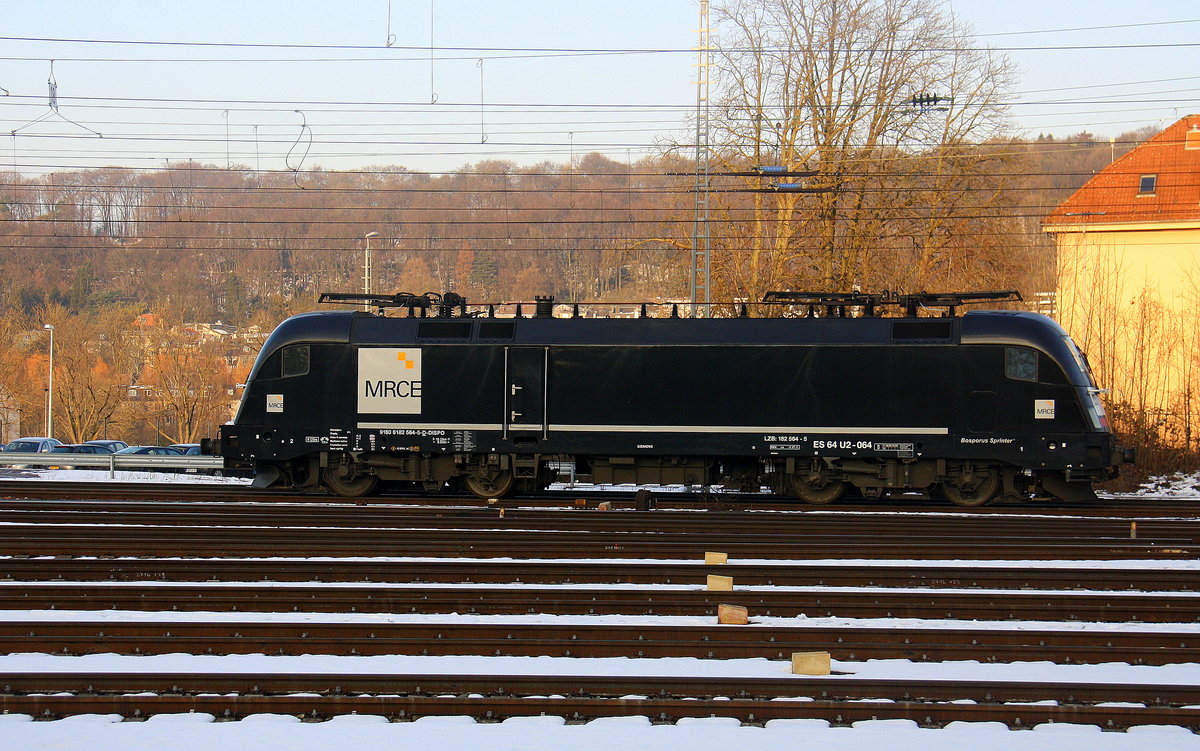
[1046, 222, 1200, 446]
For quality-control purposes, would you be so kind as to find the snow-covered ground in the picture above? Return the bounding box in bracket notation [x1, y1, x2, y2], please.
[5, 712, 1193, 751]
[4, 647, 1199, 687]
[6, 607, 1200, 634]
[0, 467, 252, 484]
[1129, 471, 1200, 499]
[2, 467, 1198, 748]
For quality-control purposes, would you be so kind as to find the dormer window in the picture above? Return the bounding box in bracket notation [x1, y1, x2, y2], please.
[1138, 174, 1157, 195]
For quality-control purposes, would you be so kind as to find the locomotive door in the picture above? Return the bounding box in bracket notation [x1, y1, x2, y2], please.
[504, 346, 548, 438]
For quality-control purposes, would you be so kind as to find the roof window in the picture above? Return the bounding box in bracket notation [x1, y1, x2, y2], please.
[1138, 174, 1157, 195]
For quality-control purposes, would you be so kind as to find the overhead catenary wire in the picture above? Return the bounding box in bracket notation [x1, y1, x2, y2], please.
[5, 31, 1200, 54]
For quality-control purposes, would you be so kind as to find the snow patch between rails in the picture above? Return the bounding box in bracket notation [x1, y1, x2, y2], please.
[2, 650, 1199, 687]
[2, 712, 1195, 751]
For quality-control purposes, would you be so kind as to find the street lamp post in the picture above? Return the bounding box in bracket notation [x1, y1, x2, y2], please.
[362, 231, 381, 311]
[43, 324, 54, 438]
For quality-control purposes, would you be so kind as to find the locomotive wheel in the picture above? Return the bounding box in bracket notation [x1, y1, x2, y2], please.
[791, 477, 846, 505]
[322, 466, 380, 497]
[940, 468, 1000, 507]
[465, 470, 515, 499]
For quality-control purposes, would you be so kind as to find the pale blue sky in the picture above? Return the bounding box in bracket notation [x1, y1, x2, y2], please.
[0, 1, 1196, 173]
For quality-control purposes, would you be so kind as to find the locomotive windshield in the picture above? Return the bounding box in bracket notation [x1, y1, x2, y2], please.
[1063, 336, 1110, 430]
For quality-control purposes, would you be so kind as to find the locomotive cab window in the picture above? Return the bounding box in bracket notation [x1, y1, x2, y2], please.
[1004, 346, 1037, 382]
[282, 345, 310, 377]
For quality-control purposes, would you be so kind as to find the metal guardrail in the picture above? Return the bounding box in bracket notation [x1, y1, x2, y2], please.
[0, 452, 224, 478]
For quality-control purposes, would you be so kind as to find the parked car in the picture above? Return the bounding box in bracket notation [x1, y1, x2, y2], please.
[45, 443, 115, 469]
[113, 445, 184, 473]
[3, 437, 63, 453]
[169, 443, 225, 476]
[1, 437, 63, 468]
[84, 439, 129, 452]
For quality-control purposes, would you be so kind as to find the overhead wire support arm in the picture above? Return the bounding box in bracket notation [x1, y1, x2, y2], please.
[762, 183, 829, 193]
[10, 60, 101, 138]
[668, 168, 818, 178]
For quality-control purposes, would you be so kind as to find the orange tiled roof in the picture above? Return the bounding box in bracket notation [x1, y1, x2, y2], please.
[1044, 114, 1200, 227]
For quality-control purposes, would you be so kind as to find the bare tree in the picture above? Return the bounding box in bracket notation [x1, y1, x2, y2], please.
[35, 304, 137, 442]
[140, 325, 235, 443]
[710, 0, 1016, 296]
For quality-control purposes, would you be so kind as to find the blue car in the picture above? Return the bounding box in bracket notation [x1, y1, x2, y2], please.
[46, 443, 115, 469]
[114, 445, 184, 473]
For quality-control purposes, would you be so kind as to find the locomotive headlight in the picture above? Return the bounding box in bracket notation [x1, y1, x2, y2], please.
[1048, 442, 1058, 450]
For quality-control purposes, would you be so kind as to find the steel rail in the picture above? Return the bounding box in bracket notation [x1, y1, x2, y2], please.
[4, 557, 1195, 592]
[2, 583, 1198, 622]
[1, 524, 1193, 560]
[2, 504, 1199, 539]
[1, 620, 1194, 664]
[0, 692, 1195, 729]
[5, 671, 1199, 706]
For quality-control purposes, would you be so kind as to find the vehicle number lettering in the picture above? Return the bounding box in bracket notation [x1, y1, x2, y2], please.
[380, 429, 446, 437]
[813, 439, 873, 450]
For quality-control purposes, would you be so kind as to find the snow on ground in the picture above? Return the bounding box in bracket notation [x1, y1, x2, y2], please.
[1130, 471, 1200, 499]
[2, 650, 1198, 687]
[6, 608, 1199, 635]
[3, 713, 1195, 751]
[0, 467, 251, 485]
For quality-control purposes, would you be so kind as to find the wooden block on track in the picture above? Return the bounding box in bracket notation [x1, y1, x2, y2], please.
[704, 551, 728, 565]
[717, 603, 748, 624]
[791, 651, 831, 675]
[706, 574, 733, 591]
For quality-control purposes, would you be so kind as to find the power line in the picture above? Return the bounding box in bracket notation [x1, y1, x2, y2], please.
[5, 33, 1200, 54]
[973, 17, 1200, 37]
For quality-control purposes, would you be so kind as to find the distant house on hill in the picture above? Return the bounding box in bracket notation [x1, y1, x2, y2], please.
[183, 321, 237, 339]
[1042, 115, 1200, 447]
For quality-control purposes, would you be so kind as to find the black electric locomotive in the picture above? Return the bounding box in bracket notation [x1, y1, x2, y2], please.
[214, 290, 1130, 506]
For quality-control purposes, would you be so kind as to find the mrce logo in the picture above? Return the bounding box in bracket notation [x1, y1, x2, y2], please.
[358, 348, 422, 414]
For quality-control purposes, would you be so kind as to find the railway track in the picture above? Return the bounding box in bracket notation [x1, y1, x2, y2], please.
[2, 522, 1192, 559]
[2, 672, 1197, 729]
[4, 499, 1200, 535]
[3, 581, 1198, 622]
[2, 619, 1195, 664]
[3, 556, 1194, 591]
